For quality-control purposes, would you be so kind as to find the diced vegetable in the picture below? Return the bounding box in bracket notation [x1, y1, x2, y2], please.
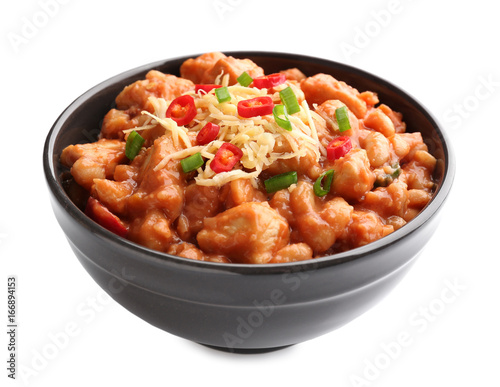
[374, 163, 402, 187]
[166, 95, 197, 126]
[335, 106, 351, 132]
[327, 136, 352, 161]
[215, 86, 231, 103]
[264, 171, 298, 193]
[237, 71, 253, 87]
[125, 130, 145, 160]
[253, 73, 286, 89]
[279, 86, 300, 115]
[313, 169, 334, 197]
[180, 152, 204, 173]
[210, 143, 243, 173]
[85, 197, 128, 237]
[391, 163, 401, 179]
[195, 84, 222, 93]
[273, 104, 292, 131]
[237, 96, 274, 118]
[196, 122, 220, 145]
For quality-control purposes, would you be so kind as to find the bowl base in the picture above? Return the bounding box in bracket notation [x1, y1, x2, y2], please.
[200, 343, 293, 354]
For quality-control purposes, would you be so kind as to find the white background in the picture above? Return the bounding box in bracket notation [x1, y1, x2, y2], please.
[1, 0, 499, 386]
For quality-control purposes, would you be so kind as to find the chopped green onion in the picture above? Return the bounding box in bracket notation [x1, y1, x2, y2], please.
[391, 163, 401, 179]
[215, 86, 231, 103]
[180, 152, 204, 173]
[264, 171, 298, 193]
[335, 106, 351, 132]
[279, 86, 300, 115]
[273, 104, 292, 131]
[374, 163, 401, 187]
[313, 170, 334, 197]
[237, 71, 253, 87]
[374, 176, 390, 188]
[125, 130, 145, 160]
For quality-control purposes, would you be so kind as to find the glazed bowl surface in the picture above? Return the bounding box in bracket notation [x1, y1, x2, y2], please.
[43, 51, 454, 352]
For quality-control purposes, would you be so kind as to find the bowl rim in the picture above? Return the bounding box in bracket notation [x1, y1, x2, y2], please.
[43, 50, 455, 274]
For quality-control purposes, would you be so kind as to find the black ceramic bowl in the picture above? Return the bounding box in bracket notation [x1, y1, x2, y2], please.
[43, 52, 454, 352]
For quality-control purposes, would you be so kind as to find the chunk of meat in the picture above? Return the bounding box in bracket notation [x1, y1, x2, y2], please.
[388, 133, 411, 160]
[91, 179, 134, 216]
[307, 114, 331, 151]
[132, 134, 183, 186]
[412, 149, 437, 172]
[378, 104, 406, 133]
[220, 178, 266, 209]
[280, 68, 306, 82]
[358, 91, 379, 106]
[168, 241, 203, 260]
[180, 52, 227, 84]
[402, 150, 436, 193]
[398, 132, 428, 162]
[268, 189, 304, 244]
[362, 181, 409, 219]
[200, 56, 264, 85]
[100, 108, 151, 140]
[128, 209, 175, 252]
[197, 202, 289, 264]
[342, 210, 393, 249]
[60, 139, 126, 190]
[301, 73, 368, 118]
[386, 215, 406, 231]
[269, 243, 313, 263]
[126, 134, 185, 220]
[362, 107, 395, 137]
[113, 163, 139, 182]
[315, 99, 360, 140]
[407, 189, 432, 210]
[290, 181, 353, 254]
[269, 189, 294, 225]
[128, 182, 184, 222]
[176, 184, 221, 242]
[402, 154, 436, 191]
[115, 70, 194, 111]
[359, 129, 391, 168]
[167, 242, 230, 263]
[330, 148, 375, 202]
[266, 138, 322, 180]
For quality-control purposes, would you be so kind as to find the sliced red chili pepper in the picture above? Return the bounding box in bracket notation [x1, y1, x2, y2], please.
[237, 96, 274, 118]
[327, 136, 352, 161]
[85, 197, 128, 237]
[252, 73, 286, 89]
[195, 84, 222, 93]
[197, 122, 220, 145]
[210, 143, 243, 173]
[166, 95, 197, 126]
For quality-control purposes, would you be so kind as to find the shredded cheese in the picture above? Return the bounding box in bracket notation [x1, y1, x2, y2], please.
[123, 85, 324, 187]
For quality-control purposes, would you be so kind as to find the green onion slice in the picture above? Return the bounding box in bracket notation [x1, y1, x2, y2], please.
[264, 171, 298, 194]
[215, 86, 231, 103]
[335, 106, 351, 132]
[125, 130, 145, 160]
[273, 104, 292, 131]
[279, 86, 301, 115]
[313, 169, 334, 197]
[391, 163, 401, 179]
[374, 163, 402, 187]
[180, 152, 204, 173]
[237, 71, 253, 87]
